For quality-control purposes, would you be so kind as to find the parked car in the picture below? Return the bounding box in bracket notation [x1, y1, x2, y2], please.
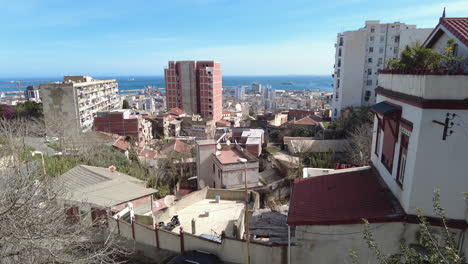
[165, 250, 222, 264]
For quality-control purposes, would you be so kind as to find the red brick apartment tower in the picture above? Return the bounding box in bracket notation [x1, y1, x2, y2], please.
[165, 61, 222, 121]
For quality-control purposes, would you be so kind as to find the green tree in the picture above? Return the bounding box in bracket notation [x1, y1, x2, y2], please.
[386, 39, 465, 73]
[15, 101, 43, 118]
[351, 190, 466, 264]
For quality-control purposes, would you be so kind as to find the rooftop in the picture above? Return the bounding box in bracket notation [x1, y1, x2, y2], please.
[288, 139, 349, 154]
[214, 145, 257, 165]
[59, 165, 157, 208]
[162, 198, 244, 236]
[289, 116, 321, 126]
[425, 17, 468, 48]
[287, 168, 404, 226]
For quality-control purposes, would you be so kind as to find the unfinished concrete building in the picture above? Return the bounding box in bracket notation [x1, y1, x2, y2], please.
[40, 76, 120, 138]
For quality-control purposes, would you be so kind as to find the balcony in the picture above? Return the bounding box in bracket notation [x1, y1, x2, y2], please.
[378, 73, 468, 100]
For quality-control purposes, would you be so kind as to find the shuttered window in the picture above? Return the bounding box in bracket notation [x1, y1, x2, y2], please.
[381, 117, 398, 172]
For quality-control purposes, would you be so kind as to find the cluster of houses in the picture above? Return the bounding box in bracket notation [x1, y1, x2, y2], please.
[52, 14, 468, 264]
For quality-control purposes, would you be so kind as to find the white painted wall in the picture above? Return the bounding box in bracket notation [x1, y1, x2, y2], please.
[373, 74, 468, 220]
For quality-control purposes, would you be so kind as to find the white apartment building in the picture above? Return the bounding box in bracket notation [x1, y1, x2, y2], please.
[40, 76, 120, 138]
[331, 21, 433, 118]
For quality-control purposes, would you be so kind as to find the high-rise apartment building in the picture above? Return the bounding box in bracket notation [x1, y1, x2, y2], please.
[165, 61, 222, 121]
[40, 76, 120, 137]
[331, 21, 433, 118]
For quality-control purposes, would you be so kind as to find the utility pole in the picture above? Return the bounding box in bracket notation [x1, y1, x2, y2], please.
[238, 157, 250, 264]
[432, 113, 456, 140]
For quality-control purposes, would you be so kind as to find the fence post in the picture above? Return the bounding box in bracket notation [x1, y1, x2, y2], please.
[117, 216, 120, 235]
[131, 217, 136, 240]
[179, 227, 185, 253]
[154, 226, 160, 249]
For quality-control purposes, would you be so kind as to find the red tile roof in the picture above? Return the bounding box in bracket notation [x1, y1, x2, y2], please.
[441, 17, 468, 47]
[287, 168, 404, 226]
[290, 116, 321, 126]
[168, 107, 185, 115]
[112, 137, 131, 151]
[174, 139, 193, 153]
[424, 17, 468, 48]
[216, 120, 231, 127]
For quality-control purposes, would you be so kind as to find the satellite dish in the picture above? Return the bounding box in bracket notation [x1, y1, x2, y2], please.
[216, 143, 222, 150]
[215, 151, 221, 156]
[164, 196, 175, 207]
[226, 139, 231, 146]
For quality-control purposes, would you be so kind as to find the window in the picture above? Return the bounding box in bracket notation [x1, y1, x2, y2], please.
[337, 79, 340, 88]
[394, 48, 399, 55]
[364, 90, 371, 101]
[453, 44, 459, 56]
[375, 121, 382, 156]
[370, 27, 375, 33]
[369, 47, 374, 53]
[338, 48, 342, 56]
[335, 92, 339, 99]
[339, 37, 344, 46]
[337, 59, 341, 67]
[379, 47, 384, 54]
[209, 105, 212, 109]
[367, 80, 373, 86]
[337, 69, 340, 77]
[378, 58, 383, 66]
[395, 36, 400, 43]
[381, 117, 399, 173]
[368, 69, 372, 75]
[397, 133, 409, 185]
[368, 58, 373, 63]
[334, 109, 337, 116]
[212, 164, 215, 173]
[370, 36, 374, 41]
[380, 36, 385, 43]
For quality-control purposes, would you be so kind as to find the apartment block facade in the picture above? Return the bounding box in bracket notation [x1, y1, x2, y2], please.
[40, 76, 120, 137]
[331, 21, 433, 118]
[93, 110, 152, 147]
[165, 61, 222, 121]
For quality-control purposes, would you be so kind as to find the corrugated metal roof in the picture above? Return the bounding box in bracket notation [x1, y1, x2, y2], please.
[287, 168, 404, 226]
[289, 139, 349, 153]
[59, 165, 157, 207]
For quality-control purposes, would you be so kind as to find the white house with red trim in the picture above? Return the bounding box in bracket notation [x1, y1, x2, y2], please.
[287, 15, 468, 264]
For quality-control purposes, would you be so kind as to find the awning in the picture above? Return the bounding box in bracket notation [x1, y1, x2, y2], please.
[371, 101, 401, 116]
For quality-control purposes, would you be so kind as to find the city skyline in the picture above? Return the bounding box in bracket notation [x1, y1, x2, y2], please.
[1, 0, 467, 77]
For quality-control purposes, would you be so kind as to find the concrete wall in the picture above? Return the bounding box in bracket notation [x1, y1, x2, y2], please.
[40, 82, 80, 137]
[213, 158, 259, 189]
[294, 222, 468, 264]
[119, 220, 133, 240]
[109, 216, 288, 264]
[154, 187, 208, 222]
[196, 140, 216, 189]
[378, 74, 468, 100]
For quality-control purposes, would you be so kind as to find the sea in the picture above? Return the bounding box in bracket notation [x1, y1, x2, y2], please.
[0, 75, 333, 94]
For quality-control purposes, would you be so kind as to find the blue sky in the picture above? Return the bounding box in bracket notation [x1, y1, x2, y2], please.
[0, 0, 467, 77]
